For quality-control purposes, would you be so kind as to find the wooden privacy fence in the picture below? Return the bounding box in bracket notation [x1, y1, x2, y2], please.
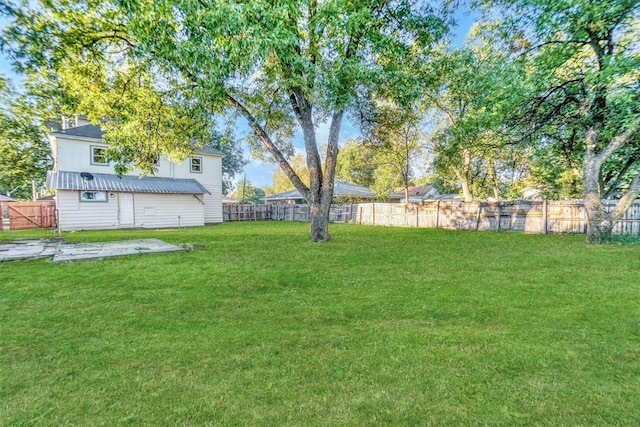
[223, 200, 640, 235]
[0, 201, 56, 230]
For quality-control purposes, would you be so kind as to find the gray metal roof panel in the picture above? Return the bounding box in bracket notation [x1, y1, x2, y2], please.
[47, 171, 210, 194]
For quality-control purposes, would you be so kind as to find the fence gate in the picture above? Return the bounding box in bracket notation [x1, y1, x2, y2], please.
[6, 201, 56, 230]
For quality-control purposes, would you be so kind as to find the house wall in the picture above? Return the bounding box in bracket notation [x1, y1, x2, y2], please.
[170, 154, 223, 224]
[56, 190, 120, 230]
[133, 193, 204, 228]
[51, 135, 222, 181]
[203, 184, 223, 224]
[56, 190, 205, 230]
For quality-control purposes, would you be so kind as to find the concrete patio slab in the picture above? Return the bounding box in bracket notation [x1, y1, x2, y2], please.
[0, 238, 184, 263]
[0, 239, 60, 262]
[52, 238, 185, 262]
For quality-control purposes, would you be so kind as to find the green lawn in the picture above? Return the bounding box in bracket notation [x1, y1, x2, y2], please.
[1, 222, 639, 425]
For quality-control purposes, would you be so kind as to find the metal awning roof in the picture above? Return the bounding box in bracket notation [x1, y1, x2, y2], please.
[47, 171, 210, 195]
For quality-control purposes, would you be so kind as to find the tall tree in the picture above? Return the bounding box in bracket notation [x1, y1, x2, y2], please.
[0, 77, 51, 200]
[334, 138, 377, 188]
[232, 177, 265, 204]
[365, 103, 427, 201]
[3, 0, 450, 241]
[424, 37, 528, 202]
[486, 0, 640, 243]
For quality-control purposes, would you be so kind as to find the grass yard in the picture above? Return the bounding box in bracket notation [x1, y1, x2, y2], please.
[1, 222, 640, 425]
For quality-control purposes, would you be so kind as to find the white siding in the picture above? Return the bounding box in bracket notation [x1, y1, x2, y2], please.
[171, 153, 221, 183]
[56, 190, 120, 231]
[53, 137, 116, 175]
[203, 184, 223, 224]
[56, 191, 205, 230]
[133, 193, 204, 228]
[53, 135, 223, 184]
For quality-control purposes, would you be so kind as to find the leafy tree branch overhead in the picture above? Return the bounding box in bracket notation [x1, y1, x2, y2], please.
[1, 0, 244, 190]
[2, 0, 451, 242]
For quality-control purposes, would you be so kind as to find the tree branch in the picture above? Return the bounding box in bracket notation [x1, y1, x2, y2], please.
[595, 117, 640, 165]
[226, 92, 310, 200]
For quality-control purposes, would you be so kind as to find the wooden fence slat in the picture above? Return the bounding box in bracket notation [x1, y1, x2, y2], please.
[4, 201, 56, 230]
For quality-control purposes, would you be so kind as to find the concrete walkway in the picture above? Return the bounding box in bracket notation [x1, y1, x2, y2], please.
[0, 238, 185, 263]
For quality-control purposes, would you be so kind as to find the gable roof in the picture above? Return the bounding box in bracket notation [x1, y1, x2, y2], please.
[262, 181, 374, 201]
[0, 194, 18, 202]
[47, 171, 210, 195]
[51, 124, 104, 139]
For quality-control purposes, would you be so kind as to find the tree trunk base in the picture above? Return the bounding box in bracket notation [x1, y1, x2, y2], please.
[310, 206, 330, 243]
[584, 194, 614, 244]
[586, 226, 613, 244]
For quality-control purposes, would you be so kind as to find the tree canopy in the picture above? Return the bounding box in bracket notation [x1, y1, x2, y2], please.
[484, 0, 640, 242]
[2, 0, 451, 241]
[0, 77, 52, 200]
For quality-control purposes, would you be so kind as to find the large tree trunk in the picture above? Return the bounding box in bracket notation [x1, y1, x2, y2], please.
[309, 192, 332, 242]
[583, 193, 614, 244]
[583, 126, 614, 244]
[582, 124, 640, 244]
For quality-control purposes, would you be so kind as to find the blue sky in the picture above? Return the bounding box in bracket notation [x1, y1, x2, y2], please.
[0, 7, 479, 189]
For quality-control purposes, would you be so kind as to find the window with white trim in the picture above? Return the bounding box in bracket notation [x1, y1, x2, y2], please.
[190, 156, 202, 173]
[80, 191, 108, 202]
[91, 146, 108, 165]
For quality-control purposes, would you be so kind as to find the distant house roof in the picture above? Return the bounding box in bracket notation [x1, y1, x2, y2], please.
[0, 194, 18, 202]
[433, 193, 462, 201]
[50, 124, 224, 156]
[390, 184, 438, 202]
[47, 171, 210, 195]
[222, 195, 240, 204]
[262, 181, 374, 202]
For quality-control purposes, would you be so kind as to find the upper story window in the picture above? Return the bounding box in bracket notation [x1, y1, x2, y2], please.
[190, 156, 202, 173]
[91, 146, 108, 165]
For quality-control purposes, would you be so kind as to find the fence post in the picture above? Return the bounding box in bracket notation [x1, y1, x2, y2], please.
[497, 203, 502, 231]
[475, 202, 482, 231]
[0, 202, 3, 230]
[542, 199, 548, 234]
[372, 203, 376, 226]
[435, 201, 440, 229]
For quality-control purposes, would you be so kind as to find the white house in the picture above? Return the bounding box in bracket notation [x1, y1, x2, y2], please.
[390, 185, 439, 203]
[46, 120, 224, 231]
[261, 182, 376, 204]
